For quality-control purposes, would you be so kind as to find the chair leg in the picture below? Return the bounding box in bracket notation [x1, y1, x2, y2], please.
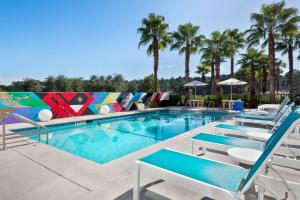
[257, 185, 265, 200]
[133, 161, 141, 200]
[200, 146, 207, 155]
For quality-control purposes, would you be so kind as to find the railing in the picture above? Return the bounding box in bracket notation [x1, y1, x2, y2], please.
[1, 112, 48, 150]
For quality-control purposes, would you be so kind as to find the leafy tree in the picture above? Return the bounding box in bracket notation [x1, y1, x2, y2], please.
[137, 13, 172, 92]
[44, 76, 57, 92]
[110, 74, 127, 91]
[224, 29, 245, 77]
[55, 75, 72, 92]
[237, 48, 265, 107]
[0, 85, 8, 92]
[276, 30, 300, 96]
[245, 1, 300, 103]
[21, 78, 43, 92]
[8, 81, 24, 91]
[196, 64, 211, 82]
[86, 75, 105, 91]
[170, 23, 205, 102]
[141, 74, 155, 92]
[70, 77, 84, 92]
[127, 80, 139, 92]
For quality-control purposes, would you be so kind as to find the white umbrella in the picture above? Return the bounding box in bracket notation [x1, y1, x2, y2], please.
[218, 78, 247, 100]
[184, 80, 207, 99]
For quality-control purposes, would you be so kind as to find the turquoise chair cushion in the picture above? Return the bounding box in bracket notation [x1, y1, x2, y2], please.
[216, 124, 270, 132]
[139, 149, 247, 192]
[235, 116, 274, 121]
[240, 112, 276, 117]
[192, 133, 264, 150]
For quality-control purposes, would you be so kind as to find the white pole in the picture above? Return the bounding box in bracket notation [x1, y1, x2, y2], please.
[194, 86, 196, 100]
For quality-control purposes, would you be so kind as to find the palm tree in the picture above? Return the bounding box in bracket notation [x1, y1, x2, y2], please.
[237, 48, 265, 107]
[200, 42, 216, 95]
[225, 29, 245, 77]
[245, 1, 300, 103]
[196, 64, 211, 82]
[276, 30, 300, 97]
[274, 58, 287, 92]
[137, 13, 172, 91]
[170, 23, 205, 102]
[202, 31, 231, 102]
[259, 54, 269, 94]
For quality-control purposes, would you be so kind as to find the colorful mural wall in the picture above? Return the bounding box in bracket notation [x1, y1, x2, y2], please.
[0, 92, 169, 124]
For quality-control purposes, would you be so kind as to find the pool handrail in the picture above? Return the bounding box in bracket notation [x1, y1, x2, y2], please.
[1, 111, 48, 150]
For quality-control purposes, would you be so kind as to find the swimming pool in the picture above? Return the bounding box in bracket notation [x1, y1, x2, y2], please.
[14, 110, 226, 164]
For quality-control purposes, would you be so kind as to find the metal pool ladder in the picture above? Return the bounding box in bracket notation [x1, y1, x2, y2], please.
[0, 112, 48, 150]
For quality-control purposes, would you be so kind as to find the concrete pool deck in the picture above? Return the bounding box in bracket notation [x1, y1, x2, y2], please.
[0, 107, 299, 200]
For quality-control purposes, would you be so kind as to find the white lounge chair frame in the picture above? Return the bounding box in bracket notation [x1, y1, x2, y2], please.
[234, 103, 292, 127]
[216, 103, 292, 138]
[257, 96, 289, 111]
[134, 150, 246, 200]
[240, 97, 289, 119]
[133, 109, 300, 200]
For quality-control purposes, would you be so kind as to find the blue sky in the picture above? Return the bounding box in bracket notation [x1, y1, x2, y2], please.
[0, 0, 299, 84]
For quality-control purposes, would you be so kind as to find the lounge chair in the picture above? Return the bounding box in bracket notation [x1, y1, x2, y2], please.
[233, 102, 293, 126]
[214, 124, 270, 137]
[216, 102, 294, 140]
[191, 106, 300, 169]
[239, 97, 289, 118]
[133, 107, 300, 200]
[257, 96, 289, 111]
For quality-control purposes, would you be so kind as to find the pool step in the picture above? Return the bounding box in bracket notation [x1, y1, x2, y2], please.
[0, 112, 48, 150]
[1, 131, 44, 150]
[5, 133, 40, 140]
[0, 138, 38, 149]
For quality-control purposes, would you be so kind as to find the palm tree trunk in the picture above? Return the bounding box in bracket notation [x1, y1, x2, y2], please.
[184, 44, 190, 103]
[215, 52, 221, 103]
[262, 65, 267, 94]
[230, 56, 234, 77]
[276, 66, 280, 92]
[202, 73, 205, 82]
[153, 39, 159, 92]
[185, 45, 190, 83]
[210, 60, 215, 95]
[288, 43, 294, 98]
[250, 64, 256, 107]
[268, 31, 276, 103]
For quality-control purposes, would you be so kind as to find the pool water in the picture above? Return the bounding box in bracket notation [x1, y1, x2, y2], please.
[15, 110, 226, 164]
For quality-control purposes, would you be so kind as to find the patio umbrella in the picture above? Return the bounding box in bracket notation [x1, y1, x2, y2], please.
[217, 78, 247, 100]
[184, 80, 207, 99]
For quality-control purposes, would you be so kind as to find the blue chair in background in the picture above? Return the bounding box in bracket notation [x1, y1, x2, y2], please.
[232, 101, 244, 111]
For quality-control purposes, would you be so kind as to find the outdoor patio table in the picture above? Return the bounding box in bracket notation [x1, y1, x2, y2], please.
[188, 100, 204, 107]
[227, 147, 262, 166]
[222, 100, 239, 109]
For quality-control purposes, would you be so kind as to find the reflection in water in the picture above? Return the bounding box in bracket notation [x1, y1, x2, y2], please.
[184, 116, 190, 131]
[18, 110, 226, 164]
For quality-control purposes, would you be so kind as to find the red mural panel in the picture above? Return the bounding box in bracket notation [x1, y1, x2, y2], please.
[42, 92, 94, 118]
[154, 92, 162, 102]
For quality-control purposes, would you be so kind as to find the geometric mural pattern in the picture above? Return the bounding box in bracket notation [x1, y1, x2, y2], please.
[0, 92, 169, 124]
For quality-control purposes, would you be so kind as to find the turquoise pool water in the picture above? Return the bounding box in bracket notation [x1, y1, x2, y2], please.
[15, 110, 226, 164]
